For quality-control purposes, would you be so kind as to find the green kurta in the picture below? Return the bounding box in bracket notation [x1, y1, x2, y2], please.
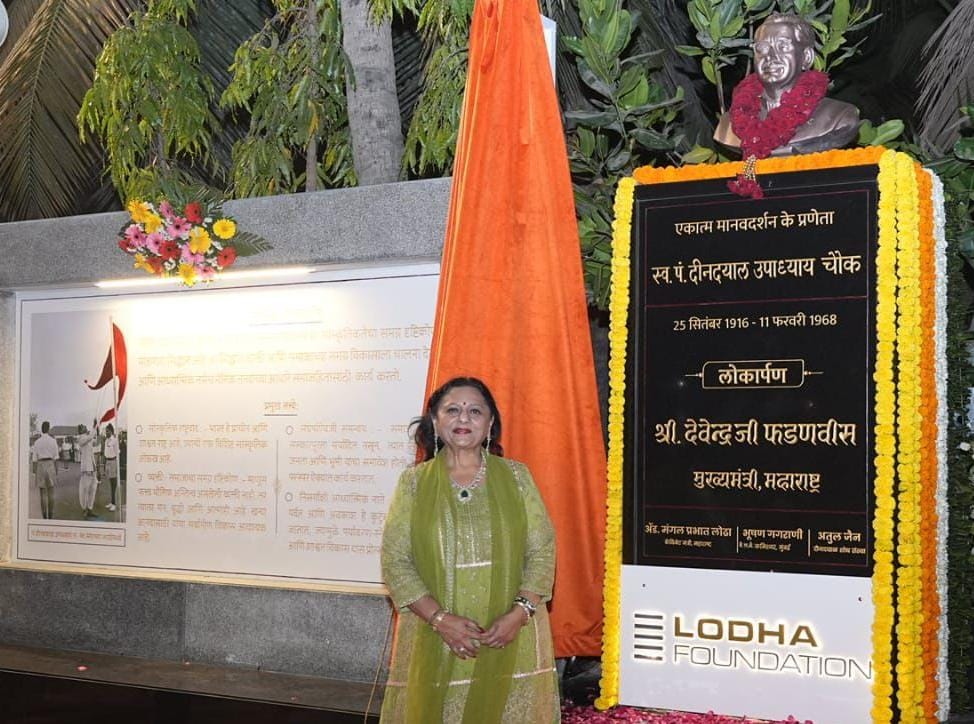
[380, 458, 560, 723]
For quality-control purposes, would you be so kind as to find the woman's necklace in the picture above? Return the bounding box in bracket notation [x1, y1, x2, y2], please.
[450, 451, 487, 503]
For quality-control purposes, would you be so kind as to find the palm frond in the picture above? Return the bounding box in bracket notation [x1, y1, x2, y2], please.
[917, 0, 974, 155]
[0, 0, 45, 67]
[0, 0, 138, 221]
[190, 0, 274, 186]
[391, 15, 425, 135]
[232, 231, 273, 257]
[541, 0, 592, 114]
[630, 0, 715, 147]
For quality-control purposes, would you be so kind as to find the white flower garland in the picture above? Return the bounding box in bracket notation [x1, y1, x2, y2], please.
[930, 170, 950, 720]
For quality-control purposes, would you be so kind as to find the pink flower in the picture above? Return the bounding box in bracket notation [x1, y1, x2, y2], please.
[145, 232, 166, 255]
[124, 224, 146, 246]
[167, 217, 191, 240]
[158, 200, 175, 221]
[180, 246, 203, 265]
[198, 265, 216, 281]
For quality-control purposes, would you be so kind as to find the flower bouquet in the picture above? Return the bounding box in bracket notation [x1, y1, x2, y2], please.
[117, 198, 271, 286]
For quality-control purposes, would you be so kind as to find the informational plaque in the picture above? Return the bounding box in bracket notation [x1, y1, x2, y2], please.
[15, 265, 438, 586]
[627, 165, 876, 576]
[617, 166, 877, 722]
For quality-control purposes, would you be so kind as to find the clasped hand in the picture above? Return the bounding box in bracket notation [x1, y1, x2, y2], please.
[436, 610, 526, 659]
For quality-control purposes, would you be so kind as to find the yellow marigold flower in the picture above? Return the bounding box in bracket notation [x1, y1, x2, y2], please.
[144, 213, 164, 234]
[189, 227, 212, 254]
[178, 262, 198, 287]
[213, 218, 236, 239]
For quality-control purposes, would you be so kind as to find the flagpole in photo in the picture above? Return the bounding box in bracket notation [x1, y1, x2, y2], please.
[85, 319, 128, 522]
[108, 316, 120, 522]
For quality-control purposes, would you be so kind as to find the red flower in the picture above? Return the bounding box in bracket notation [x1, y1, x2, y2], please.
[217, 245, 237, 269]
[118, 237, 135, 253]
[146, 257, 164, 274]
[184, 202, 203, 224]
[159, 240, 181, 261]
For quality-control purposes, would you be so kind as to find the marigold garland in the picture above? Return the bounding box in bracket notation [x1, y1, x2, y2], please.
[632, 146, 885, 186]
[916, 167, 941, 723]
[893, 152, 924, 721]
[872, 149, 899, 724]
[596, 175, 636, 711]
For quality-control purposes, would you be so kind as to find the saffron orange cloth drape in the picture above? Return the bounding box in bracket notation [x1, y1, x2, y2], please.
[425, 0, 607, 657]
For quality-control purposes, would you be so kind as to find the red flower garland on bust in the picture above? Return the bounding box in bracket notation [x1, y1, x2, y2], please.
[728, 70, 829, 199]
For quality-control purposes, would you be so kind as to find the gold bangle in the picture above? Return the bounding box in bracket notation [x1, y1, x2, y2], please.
[429, 609, 448, 631]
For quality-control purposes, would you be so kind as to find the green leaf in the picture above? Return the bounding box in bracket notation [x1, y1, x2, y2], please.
[231, 231, 274, 257]
[577, 127, 596, 156]
[857, 119, 876, 145]
[565, 110, 619, 128]
[870, 119, 904, 146]
[702, 55, 717, 85]
[724, 15, 745, 38]
[675, 45, 705, 57]
[830, 0, 850, 35]
[632, 127, 674, 150]
[618, 70, 650, 109]
[955, 138, 974, 162]
[682, 144, 717, 164]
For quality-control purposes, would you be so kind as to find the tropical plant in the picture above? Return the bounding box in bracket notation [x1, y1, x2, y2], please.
[916, 0, 974, 157]
[221, 0, 355, 196]
[371, 0, 472, 175]
[0, 0, 139, 221]
[563, 0, 684, 308]
[927, 106, 974, 711]
[78, 0, 218, 203]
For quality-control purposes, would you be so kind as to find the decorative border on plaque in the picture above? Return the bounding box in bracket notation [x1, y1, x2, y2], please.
[596, 148, 949, 721]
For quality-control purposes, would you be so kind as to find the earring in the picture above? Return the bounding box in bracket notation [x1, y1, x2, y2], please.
[485, 423, 492, 453]
[434, 428, 441, 450]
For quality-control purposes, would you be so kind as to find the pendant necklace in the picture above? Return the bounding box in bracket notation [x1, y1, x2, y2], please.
[450, 451, 487, 503]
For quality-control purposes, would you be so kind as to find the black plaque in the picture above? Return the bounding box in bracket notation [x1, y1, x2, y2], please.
[623, 165, 878, 576]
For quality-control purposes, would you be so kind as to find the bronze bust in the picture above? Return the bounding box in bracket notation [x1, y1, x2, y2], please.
[714, 13, 860, 156]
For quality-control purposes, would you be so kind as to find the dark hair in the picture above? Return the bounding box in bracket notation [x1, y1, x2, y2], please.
[106, 424, 115, 435]
[411, 376, 503, 461]
[41, 421, 50, 434]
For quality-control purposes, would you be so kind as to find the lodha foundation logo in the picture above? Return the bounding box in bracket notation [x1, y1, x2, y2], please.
[632, 611, 666, 662]
[630, 609, 872, 681]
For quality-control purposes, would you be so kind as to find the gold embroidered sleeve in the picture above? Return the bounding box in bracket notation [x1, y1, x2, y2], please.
[381, 467, 429, 609]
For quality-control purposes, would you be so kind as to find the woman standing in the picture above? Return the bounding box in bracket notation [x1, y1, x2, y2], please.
[380, 377, 559, 723]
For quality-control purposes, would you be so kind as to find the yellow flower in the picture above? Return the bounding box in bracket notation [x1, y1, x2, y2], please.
[213, 218, 236, 239]
[133, 253, 155, 274]
[127, 199, 152, 224]
[144, 213, 164, 234]
[189, 226, 212, 254]
[178, 262, 198, 287]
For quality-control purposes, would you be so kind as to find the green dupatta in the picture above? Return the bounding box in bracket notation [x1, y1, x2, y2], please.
[406, 451, 526, 723]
